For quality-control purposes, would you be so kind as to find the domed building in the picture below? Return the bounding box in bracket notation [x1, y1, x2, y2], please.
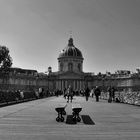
[1, 36, 140, 101]
[49, 37, 87, 91]
[0, 37, 140, 106]
[58, 38, 83, 73]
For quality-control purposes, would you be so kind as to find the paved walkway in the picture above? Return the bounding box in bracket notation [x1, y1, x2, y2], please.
[0, 96, 140, 140]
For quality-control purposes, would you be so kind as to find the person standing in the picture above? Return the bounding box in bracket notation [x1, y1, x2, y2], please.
[111, 87, 116, 102]
[67, 85, 73, 103]
[94, 86, 101, 102]
[107, 86, 112, 103]
[63, 88, 67, 99]
[108, 86, 115, 103]
[91, 88, 94, 98]
[85, 87, 90, 101]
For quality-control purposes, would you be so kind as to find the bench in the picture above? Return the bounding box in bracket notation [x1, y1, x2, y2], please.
[72, 104, 82, 122]
[55, 103, 67, 122]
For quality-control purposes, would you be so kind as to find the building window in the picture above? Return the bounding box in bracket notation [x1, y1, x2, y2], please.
[68, 63, 73, 71]
[60, 63, 63, 71]
[78, 63, 81, 72]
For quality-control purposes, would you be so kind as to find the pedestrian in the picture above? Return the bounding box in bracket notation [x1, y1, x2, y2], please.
[91, 88, 94, 98]
[111, 87, 116, 102]
[67, 85, 73, 103]
[108, 86, 115, 103]
[94, 86, 101, 102]
[85, 87, 90, 101]
[63, 88, 67, 99]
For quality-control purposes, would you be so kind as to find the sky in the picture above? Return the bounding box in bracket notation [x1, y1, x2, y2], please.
[0, 0, 140, 74]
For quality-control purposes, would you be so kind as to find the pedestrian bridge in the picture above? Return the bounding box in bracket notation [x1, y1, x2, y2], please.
[0, 96, 140, 140]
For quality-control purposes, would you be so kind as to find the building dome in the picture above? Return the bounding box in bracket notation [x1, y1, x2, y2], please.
[58, 38, 83, 59]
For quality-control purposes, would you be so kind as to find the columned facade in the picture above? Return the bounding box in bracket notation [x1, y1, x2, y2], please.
[55, 78, 85, 91]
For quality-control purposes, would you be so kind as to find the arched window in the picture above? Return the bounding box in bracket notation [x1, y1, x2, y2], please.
[78, 63, 81, 72]
[60, 63, 63, 71]
[68, 63, 73, 71]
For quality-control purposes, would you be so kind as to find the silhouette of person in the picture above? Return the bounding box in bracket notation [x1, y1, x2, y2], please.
[85, 87, 90, 101]
[94, 86, 101, 102]
[67, 85, 73, 103]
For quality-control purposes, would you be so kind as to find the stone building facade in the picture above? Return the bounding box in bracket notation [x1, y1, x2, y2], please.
[1, 38, 140, 92]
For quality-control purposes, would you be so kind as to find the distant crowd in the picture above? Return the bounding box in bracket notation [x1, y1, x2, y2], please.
[54, 85, 118, 103]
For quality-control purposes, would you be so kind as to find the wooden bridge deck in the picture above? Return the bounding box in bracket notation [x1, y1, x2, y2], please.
[0, 96, 139, 140]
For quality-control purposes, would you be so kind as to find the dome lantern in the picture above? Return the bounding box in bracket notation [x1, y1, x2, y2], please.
[68, 38, 74, 46]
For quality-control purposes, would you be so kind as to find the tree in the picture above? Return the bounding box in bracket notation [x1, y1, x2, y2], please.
[0, 45, 12, 73]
